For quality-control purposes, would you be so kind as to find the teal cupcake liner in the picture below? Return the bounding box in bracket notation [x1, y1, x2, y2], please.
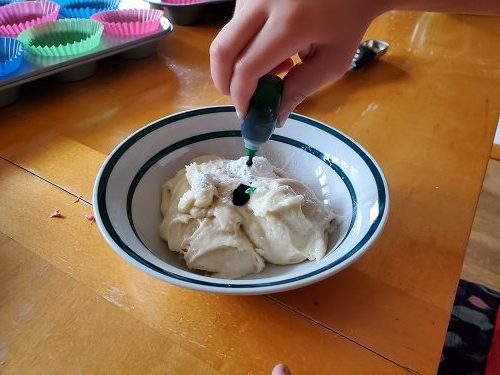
[57, 0, 119, 19]
[17, 18, 103, 57]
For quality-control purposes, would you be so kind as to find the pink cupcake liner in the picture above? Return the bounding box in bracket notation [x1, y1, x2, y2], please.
[91, 9, 162, 36]
[0, 0, 59, 37]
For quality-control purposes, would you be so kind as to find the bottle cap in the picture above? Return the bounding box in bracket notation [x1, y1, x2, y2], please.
[245, 148, 256, 158]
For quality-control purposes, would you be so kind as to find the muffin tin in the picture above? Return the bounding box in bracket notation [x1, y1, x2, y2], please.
[0, 1, 173, 107]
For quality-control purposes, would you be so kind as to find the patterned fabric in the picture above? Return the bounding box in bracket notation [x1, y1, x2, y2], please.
[439, 279, 500, 375]
[486, 309, 500, 375]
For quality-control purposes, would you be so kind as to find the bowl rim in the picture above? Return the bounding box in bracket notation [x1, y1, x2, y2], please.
[93, 106, 390, 295]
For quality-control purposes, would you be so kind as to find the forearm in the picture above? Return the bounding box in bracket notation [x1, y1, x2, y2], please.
[388, 0, 500, 16]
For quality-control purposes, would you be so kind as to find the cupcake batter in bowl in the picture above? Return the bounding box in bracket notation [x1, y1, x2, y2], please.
[160, 155, 336, 279]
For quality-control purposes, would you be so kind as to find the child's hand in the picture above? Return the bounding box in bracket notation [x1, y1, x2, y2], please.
[210, 0, 389, 126]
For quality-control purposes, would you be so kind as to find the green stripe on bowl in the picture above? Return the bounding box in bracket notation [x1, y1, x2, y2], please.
[126, 131, 357, 259]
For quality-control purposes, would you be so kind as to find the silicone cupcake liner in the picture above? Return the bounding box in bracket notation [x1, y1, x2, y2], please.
[0, 36, 23, 76]
[57, 0, 119, 19]
[0, 0, 59, 37]
[91, 9, 162, 36]
[17, 18, 103, 57]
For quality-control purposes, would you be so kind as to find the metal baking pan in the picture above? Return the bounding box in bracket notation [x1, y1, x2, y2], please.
[145, 0, 234, 26]
[0, 17, 173, 107]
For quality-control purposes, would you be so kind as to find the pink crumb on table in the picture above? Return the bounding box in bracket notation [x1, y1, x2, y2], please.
[49, 210, 64, 218]
[85, 214, 95, 224]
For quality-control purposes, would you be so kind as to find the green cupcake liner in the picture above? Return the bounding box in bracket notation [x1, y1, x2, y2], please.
[17, 18, 103, 57]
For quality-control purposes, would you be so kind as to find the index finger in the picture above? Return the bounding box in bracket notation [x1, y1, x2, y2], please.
[229, 19, 303, 117]
[210, 5, 267, 95]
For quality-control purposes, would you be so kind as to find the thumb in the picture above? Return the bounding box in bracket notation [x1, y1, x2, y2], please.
[277, 49, 350, 127]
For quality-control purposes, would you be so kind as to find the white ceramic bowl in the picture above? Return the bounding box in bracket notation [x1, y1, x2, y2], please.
[93, 106, 389, 295]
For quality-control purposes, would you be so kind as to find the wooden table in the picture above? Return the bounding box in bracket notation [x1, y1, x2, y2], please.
[1, 10, 499, 375]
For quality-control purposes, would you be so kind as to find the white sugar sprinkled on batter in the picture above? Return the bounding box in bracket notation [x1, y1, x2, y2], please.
[188, 156, 280, 194]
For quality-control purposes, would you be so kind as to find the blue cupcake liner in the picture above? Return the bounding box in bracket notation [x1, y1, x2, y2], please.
[0, 0, 20, 6]
[0, 36, 23, 76]
[57, 0, 119, 19]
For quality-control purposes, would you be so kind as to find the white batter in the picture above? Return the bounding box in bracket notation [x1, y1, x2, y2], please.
[160, 155, 335, 279]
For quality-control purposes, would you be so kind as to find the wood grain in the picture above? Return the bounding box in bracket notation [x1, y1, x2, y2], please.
[462, 160, 500, 291]
[0, 239, 218, 375]
[0, 159, 408, 375]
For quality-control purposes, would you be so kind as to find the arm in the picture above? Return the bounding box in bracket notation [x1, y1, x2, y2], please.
[210, 0, 500, 126]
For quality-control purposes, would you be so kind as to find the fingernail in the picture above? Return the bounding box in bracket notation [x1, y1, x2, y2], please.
[236, 110, 243, 120]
